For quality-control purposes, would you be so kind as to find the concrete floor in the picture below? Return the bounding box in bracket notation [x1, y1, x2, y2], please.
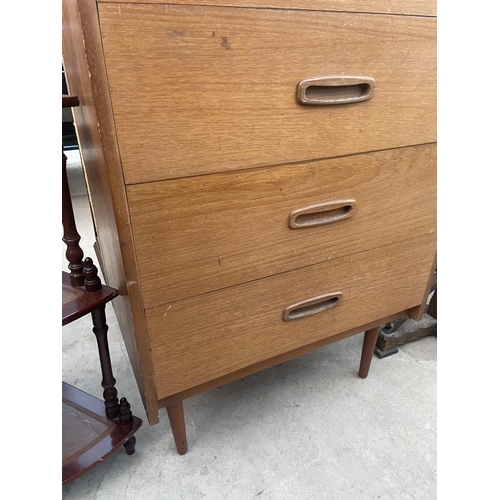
[62, 150, 437, 500]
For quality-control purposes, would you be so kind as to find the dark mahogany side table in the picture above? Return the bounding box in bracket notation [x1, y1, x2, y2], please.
[62, 94, 142, 485]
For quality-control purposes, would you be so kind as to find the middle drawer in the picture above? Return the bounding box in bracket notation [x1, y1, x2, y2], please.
[128, 143, 436, 307]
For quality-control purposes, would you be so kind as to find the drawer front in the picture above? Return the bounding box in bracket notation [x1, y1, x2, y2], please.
[99, 4, 436, 184]
[128, 144, 436, 307]
[97, 1, 437, 18]
[147, 233, 436, 399]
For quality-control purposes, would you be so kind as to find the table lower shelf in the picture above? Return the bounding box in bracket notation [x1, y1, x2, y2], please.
[62, 382, 142, 485]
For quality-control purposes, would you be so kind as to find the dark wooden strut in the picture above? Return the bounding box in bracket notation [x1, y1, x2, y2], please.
[62, 152, 85, 286]
[84, 257, 120, 419]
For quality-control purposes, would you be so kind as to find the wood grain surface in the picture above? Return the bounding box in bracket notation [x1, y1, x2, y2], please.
[97, 0, 437, 17]
[147, 233, 436, 398]
[62, 0, 160, 424]
[64, 0, 437, 430]
[409, 252, 437, 321]
[99, 4, 436, 184]
[128, 144, 436, 307]
[157, 309, 411, 406]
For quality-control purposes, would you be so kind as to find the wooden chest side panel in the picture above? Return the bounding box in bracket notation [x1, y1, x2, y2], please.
[147, 233, 436, 398]
[99, 4, 436, 184]
[62, 0, 159, 423]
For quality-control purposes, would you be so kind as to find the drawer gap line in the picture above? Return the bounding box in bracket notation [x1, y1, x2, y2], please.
[124, 141, 437, 187]
[100, 2, 437, 19]
[144, 231, 436, 311]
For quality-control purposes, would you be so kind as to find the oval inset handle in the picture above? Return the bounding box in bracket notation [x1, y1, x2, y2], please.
[283, 292, 343, 322]
[297, 76, 375, 105]
[288, 200, 356, 229]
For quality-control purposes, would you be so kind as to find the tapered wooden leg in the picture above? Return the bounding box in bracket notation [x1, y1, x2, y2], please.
[166, 401, 188, 455]
[359, 326, 380, 379]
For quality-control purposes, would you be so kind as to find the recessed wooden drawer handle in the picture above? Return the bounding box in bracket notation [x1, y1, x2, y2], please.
[283, 292, 343, 322]
[297, 76, 375, 105]
[288, 200, 356, 229]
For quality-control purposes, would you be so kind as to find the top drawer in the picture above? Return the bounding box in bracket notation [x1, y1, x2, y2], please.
[99, 4, 436, 184]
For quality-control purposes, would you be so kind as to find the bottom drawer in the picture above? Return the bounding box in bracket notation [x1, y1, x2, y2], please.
[148, 234, 436, 399]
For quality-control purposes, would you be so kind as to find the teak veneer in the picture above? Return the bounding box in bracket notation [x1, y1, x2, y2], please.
[62, 0, 436, 454]
[99, 3, 436, 184]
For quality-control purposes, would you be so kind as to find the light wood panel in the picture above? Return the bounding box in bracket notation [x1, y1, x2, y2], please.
[147, 233, 436, 398]
[62, 0, 160, 424]
[99, 4, 436, 184]
[97, 0, 437, 17]
[128, 144, 436, 307]
[409, 252, 436, 321]
[157, 310, 410, 406]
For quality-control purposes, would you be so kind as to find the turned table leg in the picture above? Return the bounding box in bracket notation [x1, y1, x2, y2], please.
[166, 401, 188, 455]
[123, 436, 137, 455]
[90, 304, 119, 419]
[62, 152, 84, 286]
[359, 326, 380, 379]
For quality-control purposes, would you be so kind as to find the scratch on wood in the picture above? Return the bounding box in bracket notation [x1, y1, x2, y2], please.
[355, 237, 363, 252]
[221, 37, 231, 50]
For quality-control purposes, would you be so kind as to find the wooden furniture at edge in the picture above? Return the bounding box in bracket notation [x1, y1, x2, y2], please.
[376, 272, 437, 358]
[62, 0, 437, 455]
[62, 94, 142, 482]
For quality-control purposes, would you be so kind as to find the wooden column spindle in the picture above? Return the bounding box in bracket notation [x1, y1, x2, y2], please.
[86, 258, 119, 420]
[91, 304, 119, 419]
[120, 398, 137, 455]
[62, 151, 85, 286]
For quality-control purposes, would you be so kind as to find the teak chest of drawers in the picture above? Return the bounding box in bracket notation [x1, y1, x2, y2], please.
[62, 0, 436, 454]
